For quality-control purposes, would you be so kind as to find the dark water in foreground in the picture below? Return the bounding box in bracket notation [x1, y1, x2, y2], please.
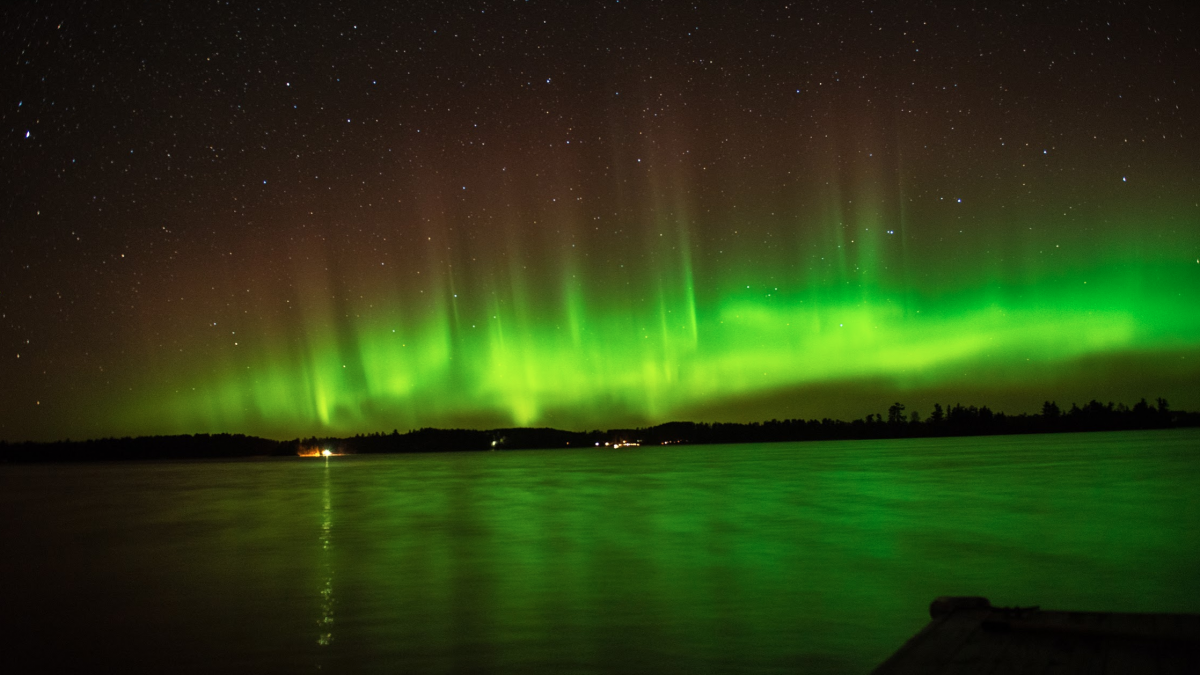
[2, 430, 1198, 674]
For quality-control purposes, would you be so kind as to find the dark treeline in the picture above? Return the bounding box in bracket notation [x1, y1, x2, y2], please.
[619, 397, 1196, 446]
[0, 433, 285, 463]
[2, 398, 1197, 463]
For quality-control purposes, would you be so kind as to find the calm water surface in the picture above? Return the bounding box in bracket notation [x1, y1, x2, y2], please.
[2, 430, 1198, 673]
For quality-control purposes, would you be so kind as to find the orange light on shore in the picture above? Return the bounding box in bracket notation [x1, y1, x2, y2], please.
[298, 446, 343, 457]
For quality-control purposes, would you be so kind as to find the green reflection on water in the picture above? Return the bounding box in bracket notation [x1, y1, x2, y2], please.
[314, 430, 1200, 673]
[1, 430, 1198, 674]
[318, 456, 334, 646]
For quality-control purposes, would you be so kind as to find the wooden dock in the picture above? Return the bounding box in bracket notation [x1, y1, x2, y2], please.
[872, 597, 1200, 674]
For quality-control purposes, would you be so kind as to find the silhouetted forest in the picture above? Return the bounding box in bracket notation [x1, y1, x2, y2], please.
[2, 397, 1196, 462]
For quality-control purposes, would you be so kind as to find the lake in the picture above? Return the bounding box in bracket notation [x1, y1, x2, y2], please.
[2, 429, 1198, 673]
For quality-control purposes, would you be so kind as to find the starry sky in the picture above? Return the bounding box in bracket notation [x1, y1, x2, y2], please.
[3, 1, 1198, 442]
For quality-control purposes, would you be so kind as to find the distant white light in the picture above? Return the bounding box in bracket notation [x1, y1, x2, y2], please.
[25, 130, 30, 138]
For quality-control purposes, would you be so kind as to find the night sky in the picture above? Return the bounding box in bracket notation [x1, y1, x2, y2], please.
[3, 1, 1198, 442]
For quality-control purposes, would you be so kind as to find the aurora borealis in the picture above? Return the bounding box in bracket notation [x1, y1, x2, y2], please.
[2, 2, 1198, 441]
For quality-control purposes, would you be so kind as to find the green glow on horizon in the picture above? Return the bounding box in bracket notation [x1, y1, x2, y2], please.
[112, 215, 1200, 438]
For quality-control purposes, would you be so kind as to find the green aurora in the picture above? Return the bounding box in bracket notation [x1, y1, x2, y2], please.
[4, 2, 1199, 442]
[110, 205, 1199, 440]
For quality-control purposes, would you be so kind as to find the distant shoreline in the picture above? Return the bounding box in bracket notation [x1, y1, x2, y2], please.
[2, 398, 1196, 463]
